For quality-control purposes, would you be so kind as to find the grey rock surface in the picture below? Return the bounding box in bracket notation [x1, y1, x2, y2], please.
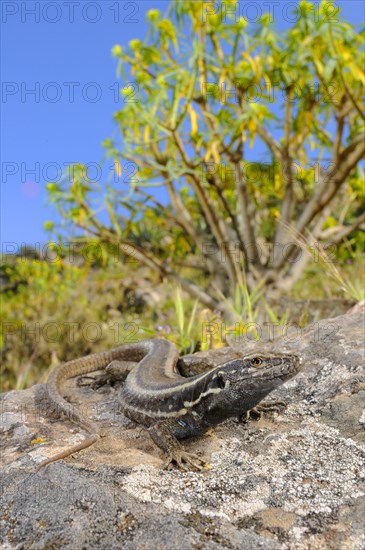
[1, 305, 364, 549]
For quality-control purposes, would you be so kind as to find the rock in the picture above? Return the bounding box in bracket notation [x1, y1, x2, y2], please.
[1, 305, 364, 549]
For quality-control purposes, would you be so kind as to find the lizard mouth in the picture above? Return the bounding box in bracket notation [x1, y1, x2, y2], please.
[267, 355, 303, 380]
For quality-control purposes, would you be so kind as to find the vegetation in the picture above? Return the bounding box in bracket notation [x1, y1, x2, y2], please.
[1, 1, 364, 389]
[45, 0, 364, 318]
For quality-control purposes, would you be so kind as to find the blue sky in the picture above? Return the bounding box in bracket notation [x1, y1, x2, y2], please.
[1, 0, 363, 250]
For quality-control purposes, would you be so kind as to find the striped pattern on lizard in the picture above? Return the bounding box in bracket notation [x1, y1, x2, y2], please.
[35, 339, 302, 471]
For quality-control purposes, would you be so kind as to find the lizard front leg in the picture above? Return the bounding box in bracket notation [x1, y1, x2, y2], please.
[148, 421, 207, 472]
[239, 401, 287, 422]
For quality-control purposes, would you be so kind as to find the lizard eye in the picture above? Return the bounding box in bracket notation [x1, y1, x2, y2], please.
[251, 357, 262, 367]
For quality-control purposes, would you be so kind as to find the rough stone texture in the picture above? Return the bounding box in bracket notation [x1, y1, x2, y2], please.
[1, 305, 364, 549]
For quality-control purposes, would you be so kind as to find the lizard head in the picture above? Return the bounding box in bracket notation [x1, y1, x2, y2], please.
[216, 352, 303, 385]
[208, 352, 303, 415]
[178, 352, 303, 426]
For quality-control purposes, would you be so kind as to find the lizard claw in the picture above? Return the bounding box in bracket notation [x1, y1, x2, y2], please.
[163, 450, 207, 471]
[239, 400, 287, 423]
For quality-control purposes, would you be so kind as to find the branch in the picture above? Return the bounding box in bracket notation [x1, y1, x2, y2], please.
[273, 88, 296, 266]
[339, 69, 365, 123]
[74, 192, 235, 314]
[267, 206, 332, 291]
[271, 132, 365, 270]
[313, 50, 364, 122]
[333, 113, 345, 164]
[118, 238, 232, 316]
[164, 180, 228, 280]
[256, 127, 283, 161]
[291, 96, 317, 157]
[165, 181, 199, 238]
[204, 169, 246, 248]
[231, 150, 261, 267]
[319, 211, 365, 243]
[188, 111, 259, 272]
[187, 134, 242, 244]
[296, 132, 365, 235]
[172, 131, 240, 288]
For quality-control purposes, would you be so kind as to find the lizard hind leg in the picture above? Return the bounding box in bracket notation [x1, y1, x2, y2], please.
[147, 422, 207, 472]
[77, 360, 137, 390]
[105, 360, 137, 382]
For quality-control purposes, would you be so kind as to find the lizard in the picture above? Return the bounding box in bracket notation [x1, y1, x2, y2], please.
[35, 339, 302, 471]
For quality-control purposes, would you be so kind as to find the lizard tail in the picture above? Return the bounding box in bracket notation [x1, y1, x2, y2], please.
[45, 342, 154, 433]
[35, 434, 99, 473]
[36, 340, 158, 472]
